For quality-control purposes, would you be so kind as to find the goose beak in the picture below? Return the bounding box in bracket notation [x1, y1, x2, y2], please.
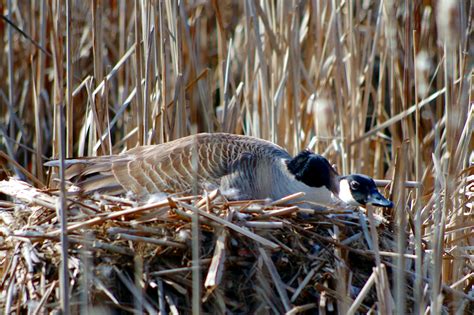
[366, 190, 393, 208]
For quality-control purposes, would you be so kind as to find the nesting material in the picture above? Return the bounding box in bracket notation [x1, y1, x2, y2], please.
[0, 178, 470, 314]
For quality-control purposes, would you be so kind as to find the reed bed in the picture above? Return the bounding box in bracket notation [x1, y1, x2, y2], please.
[0, 0, 473, 314]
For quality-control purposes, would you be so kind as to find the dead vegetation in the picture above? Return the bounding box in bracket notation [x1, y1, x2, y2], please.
[0, 0, 473, 314]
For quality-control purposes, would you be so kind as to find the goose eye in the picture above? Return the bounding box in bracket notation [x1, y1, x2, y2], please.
[350, 181, 360, 190]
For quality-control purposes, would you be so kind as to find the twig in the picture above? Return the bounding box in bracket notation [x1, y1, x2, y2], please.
[114, 233, 186, 249]
[180, 202, 279, 249]
[204, 229, 227, 290]
[259, 247, 292, 312]
[47, 199, 171, 236]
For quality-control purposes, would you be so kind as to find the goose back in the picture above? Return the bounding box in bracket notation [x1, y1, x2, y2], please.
[62, 133, 291, 198]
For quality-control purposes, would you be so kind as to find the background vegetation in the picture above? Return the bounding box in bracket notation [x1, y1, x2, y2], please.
[0, 0, 472, 313]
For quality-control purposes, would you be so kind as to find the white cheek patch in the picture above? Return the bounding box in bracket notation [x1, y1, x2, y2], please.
[338, 179, 361, 206]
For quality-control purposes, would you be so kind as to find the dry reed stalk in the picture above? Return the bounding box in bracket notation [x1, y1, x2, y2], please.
[1, 1, 473, 313]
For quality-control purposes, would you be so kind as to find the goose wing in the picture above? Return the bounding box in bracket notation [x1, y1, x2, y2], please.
[110, 136, 227, 195]
[218, 151, 275, 200]
[112, 133, 289, 196]
[49, 133, 290, 197]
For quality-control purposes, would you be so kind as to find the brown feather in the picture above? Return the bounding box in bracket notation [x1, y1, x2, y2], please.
[51, 133, 290, 197]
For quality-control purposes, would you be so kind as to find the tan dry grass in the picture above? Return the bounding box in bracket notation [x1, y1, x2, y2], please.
[0, 0, 473, 313]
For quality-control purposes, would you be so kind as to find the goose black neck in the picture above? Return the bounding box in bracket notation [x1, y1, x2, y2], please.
[286, 150, 335, 190]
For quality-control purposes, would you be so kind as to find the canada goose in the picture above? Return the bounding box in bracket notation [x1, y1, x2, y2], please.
[46, 133, 392, 208]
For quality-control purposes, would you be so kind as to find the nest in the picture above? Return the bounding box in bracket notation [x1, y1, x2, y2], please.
[0, 178, 417, 313]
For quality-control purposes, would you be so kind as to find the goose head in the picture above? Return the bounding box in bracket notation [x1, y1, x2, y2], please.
[286, 150, 393, 208]
[337, 174, 393, 208]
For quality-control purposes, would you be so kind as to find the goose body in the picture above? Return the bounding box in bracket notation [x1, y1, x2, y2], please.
[46, 133, 392, 208]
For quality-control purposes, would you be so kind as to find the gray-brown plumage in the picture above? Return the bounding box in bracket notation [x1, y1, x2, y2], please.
[46, 133, 393, 208]
[49, 133, 292, 198]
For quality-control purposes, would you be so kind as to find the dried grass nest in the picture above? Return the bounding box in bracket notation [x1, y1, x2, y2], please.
[0, 178, 468, 314]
